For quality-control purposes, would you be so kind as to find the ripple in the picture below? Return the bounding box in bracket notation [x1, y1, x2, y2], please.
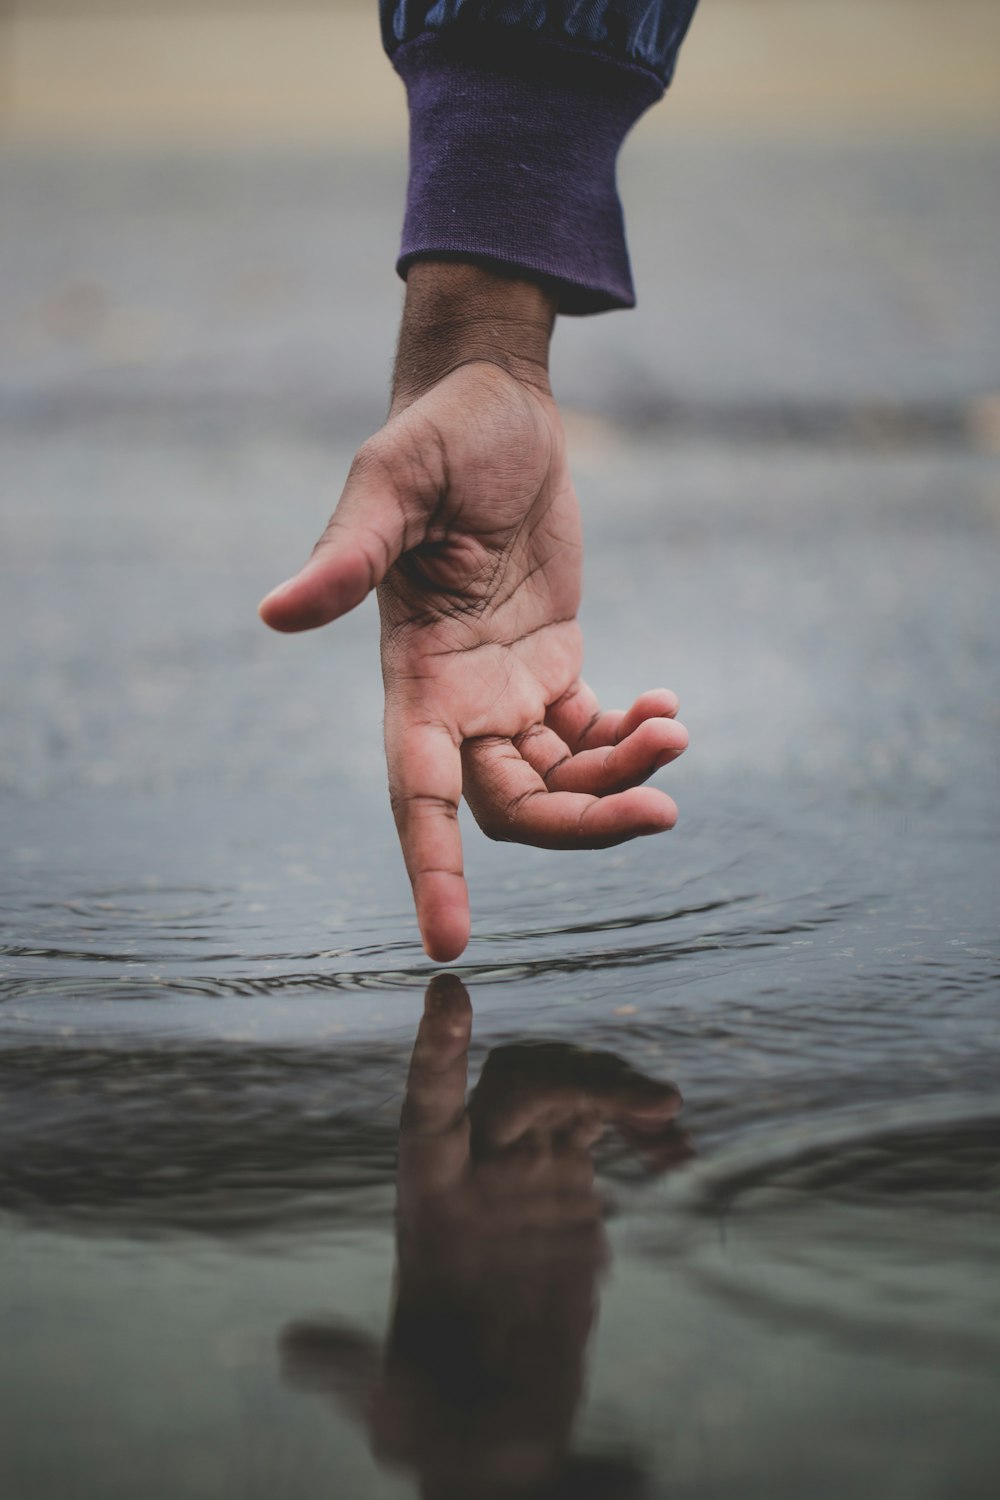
[0, 891, 762, 967]
[58, 884, 234, 924]
[0, 896, 854, 1001]
[657, 1104, 1000, 1372]
[0, 1042, 404, 1237]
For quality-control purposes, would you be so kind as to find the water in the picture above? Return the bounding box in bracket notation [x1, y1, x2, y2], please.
[2, 144, 1000, 1498]
[2, 777, 997, 1498]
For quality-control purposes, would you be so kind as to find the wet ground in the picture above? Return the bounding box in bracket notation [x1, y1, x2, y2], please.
[2, 137, 999, 1498]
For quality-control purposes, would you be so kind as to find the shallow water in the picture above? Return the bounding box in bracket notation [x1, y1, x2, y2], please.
[3, 144, 1000, 1498]
[2, 777, 998, 1499]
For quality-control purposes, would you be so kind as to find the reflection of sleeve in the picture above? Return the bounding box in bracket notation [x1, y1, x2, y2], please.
[378, 1, 700, 314]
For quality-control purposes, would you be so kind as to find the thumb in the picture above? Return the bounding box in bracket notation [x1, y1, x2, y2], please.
[258, 448, 418, 633]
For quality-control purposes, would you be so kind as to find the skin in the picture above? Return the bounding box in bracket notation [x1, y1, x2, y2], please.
[259, 262, 688, 961]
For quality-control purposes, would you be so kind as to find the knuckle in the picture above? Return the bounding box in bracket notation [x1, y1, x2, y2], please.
[502, 786, 539, 827]
[541, 752, 572, 786]
[349, 435, 388, 483]
[389, 789, 458, 819]
[315, 510, 346, 550]
[353, 419, 441, 500]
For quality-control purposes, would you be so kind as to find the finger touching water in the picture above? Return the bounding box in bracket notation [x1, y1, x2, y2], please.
[256, 338, 689, 959]
[385, 715, 470, 964]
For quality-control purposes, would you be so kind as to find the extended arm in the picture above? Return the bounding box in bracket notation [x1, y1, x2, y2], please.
[259, 4, 701, 961]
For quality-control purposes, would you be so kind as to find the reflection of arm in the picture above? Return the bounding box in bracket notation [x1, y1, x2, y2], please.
[281, 977, 688, 1497]
[387, 975, 658, 1492]
[379, 0, 702, 312]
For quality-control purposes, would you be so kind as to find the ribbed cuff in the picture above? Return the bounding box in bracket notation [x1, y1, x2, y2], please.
[392, 33, 664, 315]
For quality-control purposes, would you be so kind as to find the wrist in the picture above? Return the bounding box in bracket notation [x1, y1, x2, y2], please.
[391, 259, 557, 411]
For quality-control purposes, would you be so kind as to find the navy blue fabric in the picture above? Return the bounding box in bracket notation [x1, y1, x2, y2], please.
[381, 1, 702, 312]
[380, 0, 700, 86]
[395, 33, 663, 312]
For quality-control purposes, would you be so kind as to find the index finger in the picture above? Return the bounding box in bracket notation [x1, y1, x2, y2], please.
[385, 714, 469, 961]
[399, 976, 473, 1199]
[404, 975, 474, 1133]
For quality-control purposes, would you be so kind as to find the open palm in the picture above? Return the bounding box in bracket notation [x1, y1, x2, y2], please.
[261, 362, 687, 960]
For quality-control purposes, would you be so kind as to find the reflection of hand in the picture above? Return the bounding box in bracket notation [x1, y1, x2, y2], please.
[282, 975, 688, 1499]
[399, 975, 686, 1251]
[260, 263, 688, 962]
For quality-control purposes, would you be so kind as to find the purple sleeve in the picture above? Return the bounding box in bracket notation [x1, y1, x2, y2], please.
[393, 33, 665, 315]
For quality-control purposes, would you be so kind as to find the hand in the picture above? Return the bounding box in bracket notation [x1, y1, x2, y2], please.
[259, 263, 688, 961]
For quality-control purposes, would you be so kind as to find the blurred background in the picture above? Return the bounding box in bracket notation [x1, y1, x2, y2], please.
[3, 0, 1000, 144]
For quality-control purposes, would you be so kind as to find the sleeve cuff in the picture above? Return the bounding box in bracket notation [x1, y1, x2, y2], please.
[392, 33, 664, 315]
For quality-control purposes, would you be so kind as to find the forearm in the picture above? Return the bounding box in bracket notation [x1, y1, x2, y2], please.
[391, 261, 558, 412]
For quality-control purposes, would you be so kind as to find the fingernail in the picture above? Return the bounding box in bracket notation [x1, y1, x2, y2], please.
[258, 577, 297, 612]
